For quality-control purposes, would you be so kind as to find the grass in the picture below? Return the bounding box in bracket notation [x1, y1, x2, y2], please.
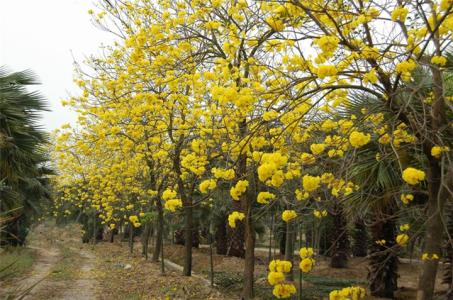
[0, 247, 36, 281]
[49, 246, 78, 280]
[210, 271, 365, 299]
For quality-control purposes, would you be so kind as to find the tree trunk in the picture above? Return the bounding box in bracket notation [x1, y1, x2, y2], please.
[284, 219, 295, 281]
[227, 199, 245, 258]
[279, 221, 287, 255]
[352, 218, 368, 257]
[215, 216, 228, 255]
[142, 223, 151, 259]
[443, 205, 453, 298]
[417, 158, 447, 300]
[242, 199, 255, 299]
[183, 200, 193, 276]
[152, 198, 164, 262]
[369, 205, 398, 298]
[330, 204, 349, 268]
[129, 224, 134, 254]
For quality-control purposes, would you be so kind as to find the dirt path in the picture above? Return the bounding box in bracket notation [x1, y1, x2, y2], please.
[1, 222, 99, 300]
[59, 248, 98, 300]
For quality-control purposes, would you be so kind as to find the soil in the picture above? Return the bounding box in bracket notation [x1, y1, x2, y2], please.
[1, 222, 450, 300]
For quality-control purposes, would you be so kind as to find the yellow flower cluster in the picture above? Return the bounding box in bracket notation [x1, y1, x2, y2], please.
[363, 69, 379, 84]
[257, 191, 276, 204]
[329, 286, 366, 300]
[265, 16, 285, 32]
[402, 167, 426, 185]
[349, 131, 371, 148]
[164, 199, 183, 212]
[181, 153, 207, 176]
[299, 247, 315, 273]
[268, 260, 296, 299]
[399, 223, 410, 232]
[310, 143, 326, 155]
[421, 253, 440, 261]
[395, 59, 417, 81]
[230, 180, 249, 200]
[316, 65, 338, 79]
[162, 188, 182, 212]
[431, 56, 447, 66]
[228, 211, 245, 228]
[314, 35, 340, 57]
[396, 233, 409, 246]
[272, 284, 296, 299]
[129, 215, 141, 228]
[282, 210, 297, 222]
[199, 179, 217, 193]
[300, 153, 316, 165]
[257, 152, 288, 187]
[431, 145, 449, 158]
[391, 6, 408, 22]
[400, 193, 414, 205]
[302, 175, 321, 192]
[211, 168, 235, 180]
[313, 209, 328, 219]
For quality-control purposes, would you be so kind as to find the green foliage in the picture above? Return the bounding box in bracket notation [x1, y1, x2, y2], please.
[0, 67, 52, 246]
[0, 247, 35, 280]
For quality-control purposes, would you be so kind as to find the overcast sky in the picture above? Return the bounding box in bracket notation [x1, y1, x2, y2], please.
[0, 0, 114, 131]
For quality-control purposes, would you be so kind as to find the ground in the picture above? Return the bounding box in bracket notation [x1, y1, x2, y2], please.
[0, 221, 448, 299]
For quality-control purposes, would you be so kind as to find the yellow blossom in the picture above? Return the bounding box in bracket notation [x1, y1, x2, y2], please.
[228, 211, 245, 228]
[402, 167, 425, 185]
[282, 210, 297, 222]
[272, 283, 296, 299]
[396, 233, 409, 246]
[300, 258, 315, 273]
[302, 175, 321, 192]
[431, 56, 447, 66]
[257, 191, 276, 204]
[230, 180, 249, 200]
[400, 193, 414, 205]
[349, 131, 371, 148]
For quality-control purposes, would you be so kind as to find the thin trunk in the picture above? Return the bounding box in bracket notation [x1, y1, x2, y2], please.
[284, 219, 295, 281]
[242, 200, 255, 299]
[129, 224, 134, 254]
[209, 231, 214, 286]
[152, 198, 164, 262]
[443, 205, 453, 298]
[268, 214, 274, 264]
[279, 221, 286, 255]
[183, 202, 193, 276]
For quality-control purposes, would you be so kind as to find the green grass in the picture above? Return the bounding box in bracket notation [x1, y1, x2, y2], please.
[50, 246, 78, 280]
[0, 247, 36, 281]
[210, 269, 367, 299]
[299, 273, 366, 299]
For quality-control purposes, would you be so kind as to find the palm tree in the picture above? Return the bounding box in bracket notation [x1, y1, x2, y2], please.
[341, 93, 406, 298]
[0, 67, 51, 246]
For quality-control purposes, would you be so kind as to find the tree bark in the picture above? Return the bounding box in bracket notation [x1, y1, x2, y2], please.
[242, 199, 255, 299]
[215, 216, 228, 255]
[352, 218, 368, 257]
[330, 204, 349, 268]
[417, 157, 446, 300]
[369, 205, 398, 298]
[152, 198, 164, 262]
[284, 219, 295, 281]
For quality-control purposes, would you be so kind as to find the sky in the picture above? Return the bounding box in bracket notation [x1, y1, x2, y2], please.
[0, 0, 114, 131]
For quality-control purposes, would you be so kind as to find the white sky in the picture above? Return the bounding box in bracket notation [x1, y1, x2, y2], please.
[0, 0, 114, 131]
